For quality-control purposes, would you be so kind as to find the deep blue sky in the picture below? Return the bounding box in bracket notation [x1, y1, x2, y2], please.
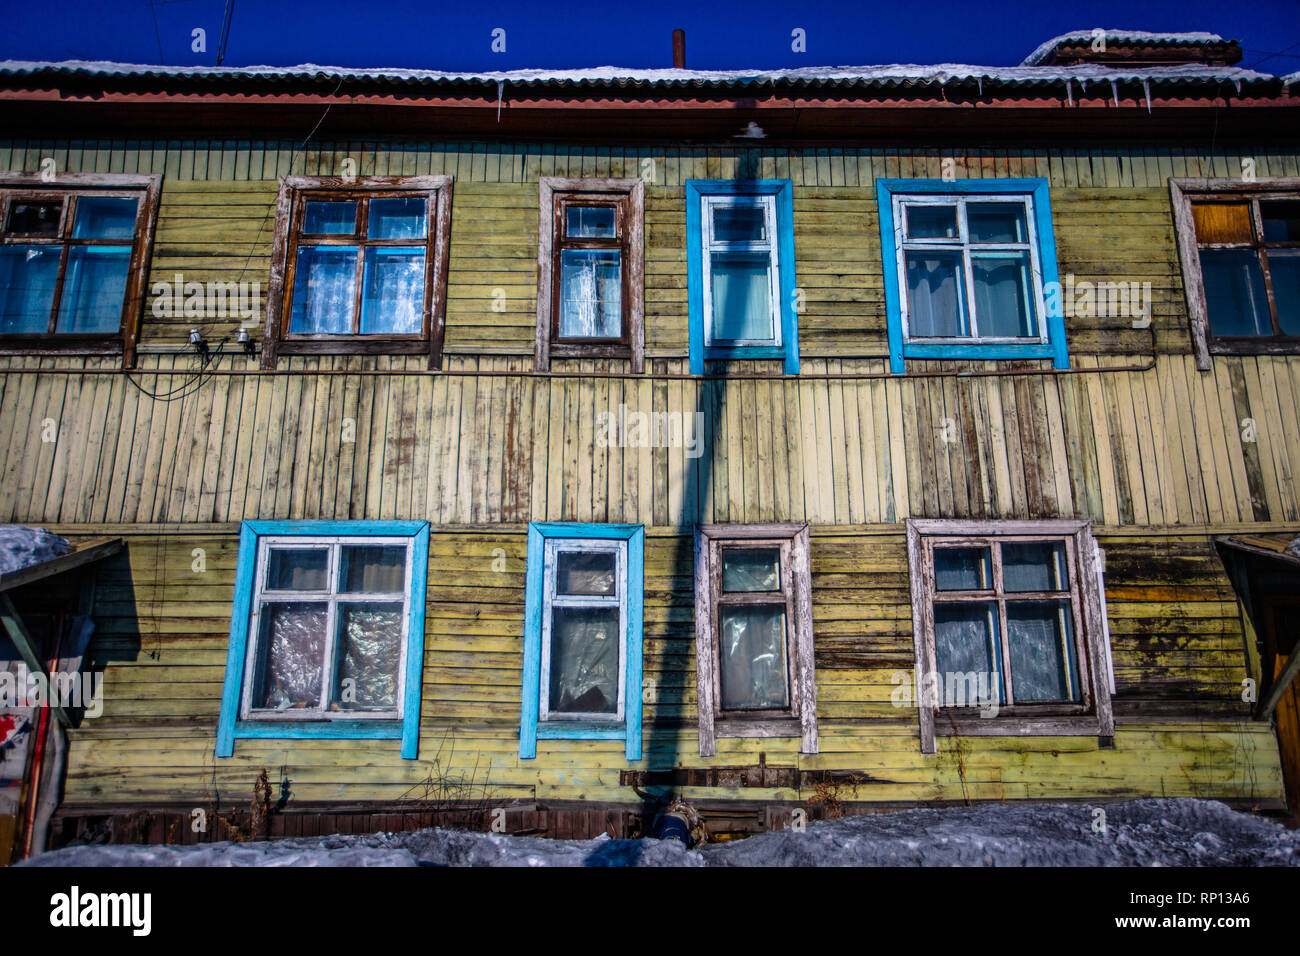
[2, 0, 1298, 74]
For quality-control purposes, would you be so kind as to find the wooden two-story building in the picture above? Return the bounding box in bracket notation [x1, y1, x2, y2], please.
[1, 29, 1299, 850]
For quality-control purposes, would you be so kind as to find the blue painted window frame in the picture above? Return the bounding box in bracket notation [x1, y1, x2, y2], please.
[687, 179, 800, 374]
[875, 178, 1067, 374]
[520, 522, 644, 761]
[216, 520, 429, 760]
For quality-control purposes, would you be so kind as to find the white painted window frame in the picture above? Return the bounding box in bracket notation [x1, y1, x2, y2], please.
[539, 537, 629, 723]
[240, 535, 413, 721]
[892, 193, 1049, 345]
[701, 193, 782, 348]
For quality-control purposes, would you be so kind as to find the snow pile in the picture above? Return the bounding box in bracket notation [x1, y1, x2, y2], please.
[21, 799, 1300, 867]
[23, 834, 419, 867]
[0, 526, 70, 576]
[705, 799, 1300, 867]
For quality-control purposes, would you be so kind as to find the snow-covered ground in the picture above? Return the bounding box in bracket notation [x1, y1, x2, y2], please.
[20, 799, 1300, 867]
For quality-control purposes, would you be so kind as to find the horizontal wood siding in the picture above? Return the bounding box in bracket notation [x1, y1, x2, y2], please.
[0, 141, 1295, 357]
[63, 527, 1280, 808]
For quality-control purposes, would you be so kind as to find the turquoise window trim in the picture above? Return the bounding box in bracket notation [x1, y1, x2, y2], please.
[216, 519, 429, 760]
[686, 179, 799, 374]
[875, 178, 1067, 374]
[520, 522, 644, 761]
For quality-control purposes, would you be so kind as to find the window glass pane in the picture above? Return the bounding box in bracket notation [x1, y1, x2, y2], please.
[710, 250, 774, 341]
[559, 249, 622, 338]
[933, 602, 1003, 705]
[340, 545, 406, 593]
[6, 199, 61, 236]
[359, 246, 424, 334]
[1007, 599, 1079, 703]
[302, 201, 357, 234]
[71, 196, 138, 239]
[555, 551, 616, 596]
[721, 547, 781, 592]
[1200, 249, 1271, 337]
[718, 605, 789, 710]
[1192, 202, 1253, 244]
[55, 246, 131, 333]
[972, 252, 1036, 338]
[566, 206, 616, 238]
[1002, 541, 1067, 592]
[253, 602, 326, 709]
[549, 606, 620, 714]
[905, 205, 958, 239]
[290, 246, 357, 333]
[712, 204, 767, 243]
[266, 548, 329, 590]
[905, 250, 967, 337]
[967, 203, 1028, 243]
[1267, 250, 1300, 336]
[330, 602, 402, 711]
[368, 198, 427, 240]
[1262, 201, 1300, 243]
[934, 546, 991, 590]
[0, 246, 59, 333]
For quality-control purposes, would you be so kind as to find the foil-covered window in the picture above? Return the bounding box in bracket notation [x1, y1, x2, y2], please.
[539, 539, 627, 722]
[241, 536, 411, 720]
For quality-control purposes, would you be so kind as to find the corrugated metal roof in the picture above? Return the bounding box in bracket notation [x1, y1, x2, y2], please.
[1020, 30, 1230, 67]
[0, 58, 1283, 94]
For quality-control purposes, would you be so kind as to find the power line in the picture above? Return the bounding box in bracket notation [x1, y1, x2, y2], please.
[216, 0, 235, 66]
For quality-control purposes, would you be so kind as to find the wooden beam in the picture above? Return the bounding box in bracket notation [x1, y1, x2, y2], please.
[0, 594, 71, 728]
[0, 537, 123, 595]
[1260, 650, 1300, 722]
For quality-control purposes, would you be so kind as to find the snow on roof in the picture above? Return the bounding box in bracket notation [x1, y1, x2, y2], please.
[1021, 30, 1230, 66]
[0, 57, 1281, 92]
[0, 526, 70, 576]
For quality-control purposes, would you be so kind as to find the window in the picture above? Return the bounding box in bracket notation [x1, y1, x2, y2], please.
[692, 523, 816, 756]
[1170, 178, 1300, 368]
[686, 180, 799, 374]
[535, 178, 644, 371]
[520, 523, 644, 760]
[216, 520, 429, 758]
[0, 173, 160, 365]
[876, 179, 1066, 373]
[262, 176, 452, 369]
[905, 519, 1114, 753]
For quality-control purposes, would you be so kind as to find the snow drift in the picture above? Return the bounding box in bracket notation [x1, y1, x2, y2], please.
[20, 799, 1300, 867]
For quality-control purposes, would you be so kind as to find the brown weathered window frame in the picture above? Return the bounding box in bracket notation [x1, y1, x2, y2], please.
[1170, 177, 1300, 370]
[906, 519, 1114, 754]
[262, 176, 453, 370]
[693, 523, 817, 756]
[535, 177, 644, 372]
[0, 172, 161, 368]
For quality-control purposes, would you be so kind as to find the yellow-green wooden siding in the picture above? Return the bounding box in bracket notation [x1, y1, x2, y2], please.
[63, 528, 1282, 808]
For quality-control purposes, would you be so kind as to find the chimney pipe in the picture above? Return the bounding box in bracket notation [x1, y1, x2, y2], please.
[672, 29, 686, 69]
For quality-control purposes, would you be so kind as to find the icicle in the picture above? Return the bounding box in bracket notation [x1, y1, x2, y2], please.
[1064, 79, 1073, 106]
[1110, 79, 1120, 107]
[1142, 78, 1152, 114]
[496, 81, 505, 122]
[1233, 78, 1242, 96]
[977, 77, 983, 97]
